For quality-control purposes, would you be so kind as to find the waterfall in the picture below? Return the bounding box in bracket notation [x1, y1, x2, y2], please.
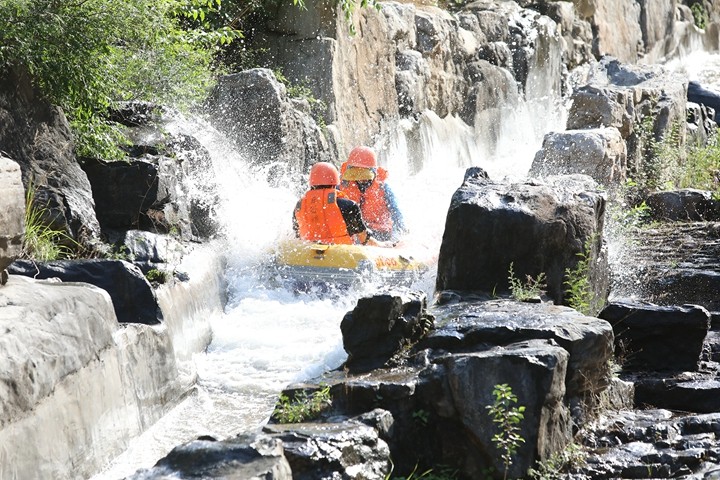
[92, 24, 569, 480]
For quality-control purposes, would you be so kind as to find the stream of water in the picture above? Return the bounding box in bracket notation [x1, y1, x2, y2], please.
[92, 88, 565, 478]
[95, 49, 720, 479]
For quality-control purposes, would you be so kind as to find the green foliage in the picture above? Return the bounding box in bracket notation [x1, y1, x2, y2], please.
[634, 116, 683, 195]
[508, 262, 546, 302]
[412, 409, 430, 426]
[564, 238, 599, 316]
[22, 185, 76, 261]
[145, 268, 168, 284]
[0, 0, 237, 160]
[272, 385, 331, 423]
[677, 129, 720, 197]
[486, 384, 526, 480]
[336, 0, 383, 35]
[691, 2, 708, 29]
[527, 442, 586, 480]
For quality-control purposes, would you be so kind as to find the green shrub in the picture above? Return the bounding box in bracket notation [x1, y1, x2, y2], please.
[691, 2, 708, 29]
[272, 385, 331, 423]
[486, 384, 526, 480]
[22, 185, 76, 261]
[0, 0, 232, 160]
[508, 262, 546, 302]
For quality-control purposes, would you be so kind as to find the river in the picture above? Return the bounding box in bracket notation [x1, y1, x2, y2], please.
[94, 50, 720, 479]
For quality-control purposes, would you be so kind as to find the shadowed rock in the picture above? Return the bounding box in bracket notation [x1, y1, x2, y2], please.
[436, 169, 608, 308]
[341, 290, 433, 373]
[599, 300, 710, 372]
[0, 66, 101, 248]
[8, 259, 162, 325]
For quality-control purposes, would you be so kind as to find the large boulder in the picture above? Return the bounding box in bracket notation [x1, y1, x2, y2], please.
[341, 290, 434, 373]
[0, 66, 101, 249]
[531, 127, 627, 187]
[599, 301, 711, 372]
[8, 259, 162, 325]
[206, 68, 332, 172]
[436, 168, 608, 308]
[128, 436, 293, 480]
[323, 293, 614, 478]
[0, 156, 24, 283]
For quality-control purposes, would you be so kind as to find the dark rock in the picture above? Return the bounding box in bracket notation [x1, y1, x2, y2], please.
[128, 435, 292, 479]
[436, 171, 608, 308]
[0, 66, 101, 248]
[341, 290, 433, 373]
[635, 376, 720, 414]
[688, 80, 720, 122]
[427, 299, 614, 416]
[599, 300, 710, 372]
[646, 189, 715, 221]
[7, 259, 161, 325]
[263, 417, 391, 480]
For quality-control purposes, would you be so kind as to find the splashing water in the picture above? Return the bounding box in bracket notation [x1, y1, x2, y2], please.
[93, 75, 566, 478]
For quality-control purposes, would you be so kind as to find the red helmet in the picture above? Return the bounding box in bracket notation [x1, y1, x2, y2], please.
[309, 162, 340, 187]
[346, 146, 377, 169]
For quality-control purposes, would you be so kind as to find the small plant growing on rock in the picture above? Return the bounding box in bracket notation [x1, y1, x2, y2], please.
[527, 442, 586, 480]
[486, 384, 525, 480]
[564, 238, 601, 316]
[508, 262, 546, 302]
[145, 268, 167, 284]
[22, 184, 76, 261]
[271, 385, 331, 424]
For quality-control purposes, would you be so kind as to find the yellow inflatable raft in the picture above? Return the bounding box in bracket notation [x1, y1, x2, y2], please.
[267, 238, 429, 291]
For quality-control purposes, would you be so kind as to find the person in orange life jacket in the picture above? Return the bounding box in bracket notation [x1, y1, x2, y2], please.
[293, 162, 386, 246]
[339, 146, 407, 243]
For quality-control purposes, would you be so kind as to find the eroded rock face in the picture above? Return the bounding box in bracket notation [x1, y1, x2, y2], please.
[0, 156, 24, 282]
[436, 169, 608, 308]
[206, 68, 332, 173]
[531, 127, 627, 186]
[253, 0, 566, 160]
[0, 67, 101, 248]
[565, 57, 688, 179]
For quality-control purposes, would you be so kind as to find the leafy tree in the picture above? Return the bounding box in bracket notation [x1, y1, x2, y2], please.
[0, 0, 237, 159]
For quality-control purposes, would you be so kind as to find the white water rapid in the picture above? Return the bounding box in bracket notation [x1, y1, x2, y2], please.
[93, 79, 568, 478]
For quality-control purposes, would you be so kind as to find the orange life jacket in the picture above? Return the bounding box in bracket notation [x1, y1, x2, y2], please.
[340, 179, 393, 234]
[295, 188, 354, 245]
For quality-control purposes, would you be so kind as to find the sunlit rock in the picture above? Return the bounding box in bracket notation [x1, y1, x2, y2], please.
[129, 435, 293, 480]
[0, 156, 24, 284]
[531, 127, 627, 187]
[264, 417, 392, 480]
